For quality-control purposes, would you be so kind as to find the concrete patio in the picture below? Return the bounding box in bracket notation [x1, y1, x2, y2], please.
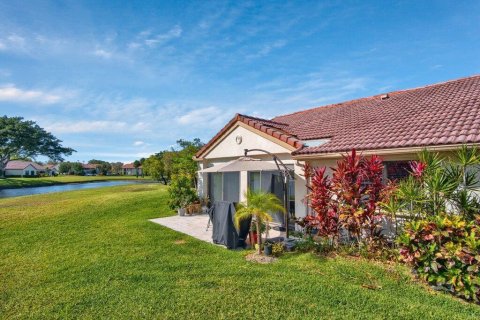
[150, 214, 214, 243]
[149, 214, 285, 247]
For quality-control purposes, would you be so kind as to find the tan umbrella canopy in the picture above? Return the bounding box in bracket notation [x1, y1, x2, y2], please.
[200, 156, 280, 173]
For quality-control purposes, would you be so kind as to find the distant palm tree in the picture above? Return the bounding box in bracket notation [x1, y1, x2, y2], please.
[235, 189, 285, 254]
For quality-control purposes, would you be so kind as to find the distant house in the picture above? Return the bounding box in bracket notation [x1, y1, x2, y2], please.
[82, 163, 99, 175]
[5, 161, 46, 177]
[45, 164, 60, 176]
[122, 163, 142, 176]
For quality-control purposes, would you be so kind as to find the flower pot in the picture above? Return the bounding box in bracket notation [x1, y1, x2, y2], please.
[250, 232, 258, 245]
[264, 244, 273, 256]
[177, 208, 186, 216]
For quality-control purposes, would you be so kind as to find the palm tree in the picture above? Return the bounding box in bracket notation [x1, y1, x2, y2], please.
[235, 189, 285, 254]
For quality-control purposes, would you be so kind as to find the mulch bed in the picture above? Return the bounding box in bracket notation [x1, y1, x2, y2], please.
[245, 252, 278, 264]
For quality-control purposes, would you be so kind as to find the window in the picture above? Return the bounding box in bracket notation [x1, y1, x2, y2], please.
[223, 172, 240, 203]
[384, 161, 411, 181]
[248, 172, 261, 192]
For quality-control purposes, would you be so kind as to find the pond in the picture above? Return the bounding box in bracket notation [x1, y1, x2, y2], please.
[0, 180, 147, 199]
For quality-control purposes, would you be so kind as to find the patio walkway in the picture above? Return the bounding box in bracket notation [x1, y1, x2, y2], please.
[149, 214, 285, 246]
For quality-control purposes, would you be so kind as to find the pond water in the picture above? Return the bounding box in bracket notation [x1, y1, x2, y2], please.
[0, 180, 147, 199]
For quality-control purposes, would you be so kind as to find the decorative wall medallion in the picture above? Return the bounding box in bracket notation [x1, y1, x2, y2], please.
[235, 135, 243, 144]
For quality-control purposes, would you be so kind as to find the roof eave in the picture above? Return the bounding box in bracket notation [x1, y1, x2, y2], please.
[292, 143, 480, 160]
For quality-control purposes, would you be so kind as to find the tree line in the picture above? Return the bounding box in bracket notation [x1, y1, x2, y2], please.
[141, 138, 204, 185]
[0, 116, 203, 182]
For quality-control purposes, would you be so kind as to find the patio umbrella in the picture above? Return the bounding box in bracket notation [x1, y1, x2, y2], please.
[199, 156, 280, 172]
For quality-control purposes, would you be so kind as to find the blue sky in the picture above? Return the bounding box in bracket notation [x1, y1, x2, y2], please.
[0, 1, 479, 163]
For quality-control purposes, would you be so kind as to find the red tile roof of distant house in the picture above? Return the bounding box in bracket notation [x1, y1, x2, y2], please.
[82, 163, 98, 169]
[196, 75, 480, 158]
[5, 160, 45, 170]
[122, 163, 142, 169]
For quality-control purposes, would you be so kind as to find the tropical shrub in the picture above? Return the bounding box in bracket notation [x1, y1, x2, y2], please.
[331, 149, 384, 240]
[272, 242, 285, 257]
[168, 175, 198, 209]
[399, 214, 480, 302]
[235, 189, 285, 254]
[396, 146, 480, 220]
[301, 149, 387, 244]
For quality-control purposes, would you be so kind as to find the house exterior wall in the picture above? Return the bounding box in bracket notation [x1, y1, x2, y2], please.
[204, 125, 293, 159]
[5, 169, 25, 176]
[123, 168, 143, 176]
[197, 124, 300, 210]
[5, 165, 38, 177]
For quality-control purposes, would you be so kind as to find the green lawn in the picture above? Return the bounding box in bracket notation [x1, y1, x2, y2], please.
[1, 185, 479, 319]
[0, 175, 152, 189]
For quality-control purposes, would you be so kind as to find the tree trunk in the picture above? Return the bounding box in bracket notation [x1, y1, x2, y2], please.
[0, 156, 9, 178]
[256, 217, 262, 254]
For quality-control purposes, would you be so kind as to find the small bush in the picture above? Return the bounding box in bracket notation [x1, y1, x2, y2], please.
[272, 242, 284, 257]
[398, 214, 480, 302]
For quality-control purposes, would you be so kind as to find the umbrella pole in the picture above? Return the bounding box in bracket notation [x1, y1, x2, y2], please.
[283, 174, 289, 239]
[244, 148, 293, 239]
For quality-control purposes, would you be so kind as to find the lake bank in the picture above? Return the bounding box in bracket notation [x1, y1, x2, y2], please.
[0, 175, 153, 190]
[0, 179, 154, 198]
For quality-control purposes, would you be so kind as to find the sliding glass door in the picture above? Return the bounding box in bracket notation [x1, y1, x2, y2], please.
[208, 172, 240, 203]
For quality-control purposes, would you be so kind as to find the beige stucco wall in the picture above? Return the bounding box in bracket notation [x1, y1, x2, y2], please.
[5, 165, 37, 176]
[204, 125, 293, 159]
[197, 123, 304, 210]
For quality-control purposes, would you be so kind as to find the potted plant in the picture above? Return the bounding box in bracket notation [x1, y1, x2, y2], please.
[249, 221, 266, 245]
[235, 189, 285, 255]
[263, 241, 273, 256]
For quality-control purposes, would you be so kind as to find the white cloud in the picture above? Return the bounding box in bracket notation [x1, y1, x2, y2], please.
[7, 34, 26, 47]
[93, 49, 112, 59]
[43, 119, 150, 134]
[133, 140, 145, 146]
[145, 25, 182, 47]
[247, 39, 287, 59]
[0, 34, 27, 52]
[129, 25, 183, 50]
[176, 106, 229, 126]
[0, 84, 62, 104]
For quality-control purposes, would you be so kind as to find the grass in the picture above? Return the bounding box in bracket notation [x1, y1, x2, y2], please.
[0, 175, 152, 189]
[1, 185, 479, 319]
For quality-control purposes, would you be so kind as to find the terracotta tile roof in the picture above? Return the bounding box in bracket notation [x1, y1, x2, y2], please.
[273, 75, 480, 155]
[122, 163, 142, 169]
[5, 160, 45, 170]
[82, 163, 98, 169]
[198, 75, 480, 158]
[195, 113, 304, 158]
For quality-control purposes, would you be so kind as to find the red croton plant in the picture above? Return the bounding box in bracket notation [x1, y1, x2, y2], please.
[300, 149, 386, 242]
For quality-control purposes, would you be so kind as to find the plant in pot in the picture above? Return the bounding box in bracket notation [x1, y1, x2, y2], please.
[249, 221, 266, 245]
[263, 241, 273, 256]
[235, 189, 285, 255]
